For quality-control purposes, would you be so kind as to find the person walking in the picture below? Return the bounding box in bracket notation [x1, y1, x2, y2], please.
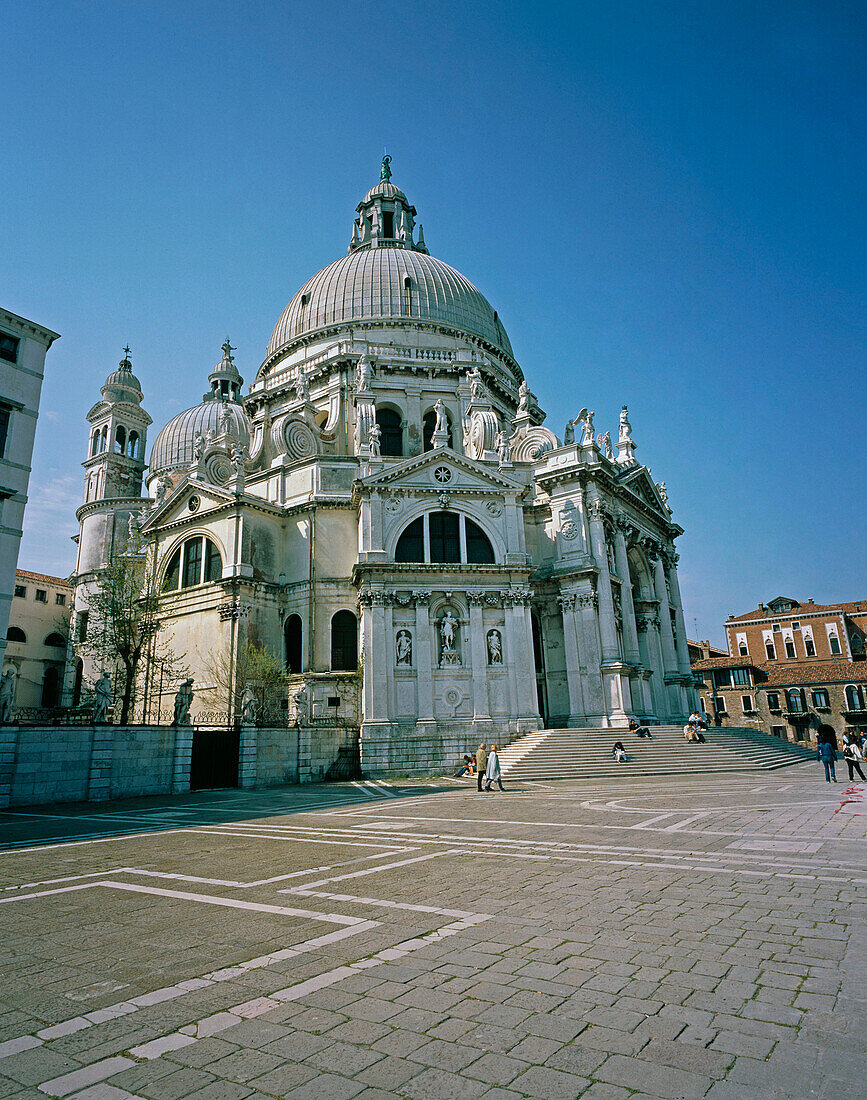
[475, 743, 488, 792]
[484, 744, 504, 791]
[817, 737, 837, 783]
[842, 735, 867, 782]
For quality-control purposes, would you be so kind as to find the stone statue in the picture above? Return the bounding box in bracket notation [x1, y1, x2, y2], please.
[240, 686, 258, 725]
[466, 365, 484, 401]
[93, 670, 113, 723]
[657, 482, 669, 506]
[293, 685, 310, 725]
[231, 442, 247, 471]
[127, 511, 143, 549]
[172, 678, 194, 726]
[356, 354, 373, 391]
[433, 399, 448, 434]
[396, 629, 412, 666]
[597, 431, 614, 460]
[369, 423, 382, 458]
[563, 420, 575, 445]
[205, 428, 216, 446]
[582, 411, 595, 446]
[495, 430, 510, 465]
[517, 380, 529, 413]
[0, 667, 17, 723]
[380, 153, 392, 181]
[619, 405, 632, 443]
[155, 474, 172, 505]
[193, 433, 205, 460]
[487, 630, 503, 665]
[295, 369, 309, 403]
[440, 610, 458, 655]
[220, 402, 232, 434]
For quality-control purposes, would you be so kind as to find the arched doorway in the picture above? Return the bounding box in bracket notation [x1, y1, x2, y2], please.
[531, 612, 548, 727]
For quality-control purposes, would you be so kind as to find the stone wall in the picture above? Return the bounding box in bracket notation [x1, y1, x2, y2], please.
[361, 722, 525, 778]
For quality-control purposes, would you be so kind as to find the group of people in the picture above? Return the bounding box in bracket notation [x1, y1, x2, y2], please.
[684, 711, 708, 743]
[456, 743, 505, 791]
[818, 728, 866, 783]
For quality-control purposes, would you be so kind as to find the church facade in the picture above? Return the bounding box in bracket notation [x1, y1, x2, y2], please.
[69, 160, 696, 775]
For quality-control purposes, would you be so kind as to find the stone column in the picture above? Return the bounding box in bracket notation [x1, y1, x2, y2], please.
[586, 499, 620, 663]
[613, 523, 640, 663]
[649, 546, 684, 716]
[413, 590, 435, 732]
[558, 593, 587, 723]
[504, 587, 539, 729]
[664, 551, 692, 675]
[636, 616, 664, 720]
[467, 589, 492, 733]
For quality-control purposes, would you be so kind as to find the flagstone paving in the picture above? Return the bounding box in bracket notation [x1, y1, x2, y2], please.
[0, 766, 863, 1098]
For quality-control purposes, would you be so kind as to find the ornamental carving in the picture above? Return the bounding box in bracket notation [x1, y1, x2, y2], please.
[587, 498, 606, 521]
[395, 629, 412, 666]
[577, 592, 598, 609]
[485, 499, 504, 518]
[510, 426, 558, 463]
[560, 518, 579, 541]
[219, 600, 252, 621]
[466, 589, 485, 607]
[558, 593, 577, 612]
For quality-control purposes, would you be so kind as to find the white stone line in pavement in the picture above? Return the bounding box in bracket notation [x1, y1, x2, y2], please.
[1, 919, 377, 1065]
[661, 812, 714, 831]
[0, 828, 193, 855]
[284, 850, 454, 891]
[3, 869, 129, 892]
[38, 1054, 136, 1097]
[189, 828, 406, 849]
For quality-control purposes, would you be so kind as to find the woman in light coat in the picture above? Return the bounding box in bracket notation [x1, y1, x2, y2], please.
[484, 744, 504, 791]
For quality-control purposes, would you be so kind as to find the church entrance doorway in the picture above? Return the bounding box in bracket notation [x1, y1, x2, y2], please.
[531, 613, 549, 727]
[189, 727, 240, 790]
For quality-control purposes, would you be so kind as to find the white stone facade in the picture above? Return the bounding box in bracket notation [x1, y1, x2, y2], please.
[70, 162, 695, 774]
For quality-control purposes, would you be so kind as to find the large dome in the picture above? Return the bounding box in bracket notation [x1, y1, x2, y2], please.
[267, 245, 514, 362]
[149, 400, 251, 475]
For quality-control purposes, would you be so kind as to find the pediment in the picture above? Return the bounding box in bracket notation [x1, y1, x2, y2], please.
[140, 477, 278, 531]
[618, 466, 669, 515]
[358, 448, 525, 496]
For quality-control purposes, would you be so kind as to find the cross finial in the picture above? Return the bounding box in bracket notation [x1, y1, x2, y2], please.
[221, 338, 235, 361]
[122, 345, 131, 357]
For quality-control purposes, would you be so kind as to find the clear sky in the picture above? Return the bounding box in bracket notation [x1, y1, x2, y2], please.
[4, 0, 864, 647]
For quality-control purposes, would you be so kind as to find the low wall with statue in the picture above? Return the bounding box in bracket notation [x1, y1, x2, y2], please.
[0, 721, 358, 808]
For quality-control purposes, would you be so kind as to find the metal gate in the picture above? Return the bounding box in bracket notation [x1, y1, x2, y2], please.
[189, 727, 240, 790]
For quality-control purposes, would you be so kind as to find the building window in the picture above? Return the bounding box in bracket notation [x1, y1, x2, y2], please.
[6, 627, 25, 643]
[13, 585, 25, 598]
[771, 725, 785, 738]
[829, 633, 841, 655]
[128, 431, 139, 459]
[115, 425, 126, 454]
[804, 635, 816, 657]
[35, 589, 47, 603]
[792, 621, 800, 629]
[785, 639, 796, 659]
[845, 684, 865, 711]
[77, 610, 88, 641]
[765, 641, 776, 660]
[786, 688, 806, 713]
[738, 642, 748, 656]
[772, 623, 781, 633]
[0, 332, 20, 363]
[331, 610, 358, 671]
[741, 695, 754, 712]
[395, 511, 495, 565]
[0, 407, 10, 459]
[285, 614, 303, 674]
[403, 276, 412, 314]
[713, 697, 727, 715]
[732, 668, 752, 686]
[712, 670, 730, 689]
[44, 633, 66, 648]
[811, 689, 830, 708]
[767, 692, 780, 710]
[375, 408, 403, 456]
[162, 537, 222, 591]
[55, 593, 66, 606]
[381, 210, 394, 238]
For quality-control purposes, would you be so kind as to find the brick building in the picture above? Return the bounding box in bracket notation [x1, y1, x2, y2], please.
[693, 594, 867, 744]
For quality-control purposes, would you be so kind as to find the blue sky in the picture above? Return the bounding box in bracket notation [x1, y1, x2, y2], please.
[4, 0, 864, 646]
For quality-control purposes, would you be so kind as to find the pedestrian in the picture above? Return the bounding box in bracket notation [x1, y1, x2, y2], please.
[475, 742, 488, 792]
[817, 737, 837, 783]
[842, 736, 866, 782]
[484, 743, 504, 791]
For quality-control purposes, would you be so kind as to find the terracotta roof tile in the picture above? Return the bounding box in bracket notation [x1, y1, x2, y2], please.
[727, 599, 867, 623]
[15, 569, 73, 586]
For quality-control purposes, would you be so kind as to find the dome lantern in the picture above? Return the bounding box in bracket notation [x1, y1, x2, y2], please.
[348, 157, 428, 255]
[206, 338, 243, 403]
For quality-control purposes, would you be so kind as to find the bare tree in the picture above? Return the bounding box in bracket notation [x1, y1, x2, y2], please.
[75, 556, 186, 724]
[202, 641, 288, 724]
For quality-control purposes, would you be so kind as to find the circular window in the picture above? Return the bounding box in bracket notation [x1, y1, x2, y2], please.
[434, 466, 452, 484]
[188, 496, 200, 513]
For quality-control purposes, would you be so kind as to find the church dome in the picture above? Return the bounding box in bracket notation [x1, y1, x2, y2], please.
[267, 248, 514, 361]
[266, 159, 514, 364]
[149, 401, 251, 475]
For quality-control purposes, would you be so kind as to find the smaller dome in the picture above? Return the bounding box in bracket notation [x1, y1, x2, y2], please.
[102, 350, 143, 405]
[149, 400, 251, 475]
[362, 180, 407, 204]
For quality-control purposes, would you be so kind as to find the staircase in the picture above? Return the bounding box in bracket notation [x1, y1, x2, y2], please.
[495, 724, 815, 782]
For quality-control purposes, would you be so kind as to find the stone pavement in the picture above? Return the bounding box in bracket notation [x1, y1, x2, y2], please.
[0, 766, 864, 1099]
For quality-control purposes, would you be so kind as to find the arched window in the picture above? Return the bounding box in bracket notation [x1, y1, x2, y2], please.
[403, 275, 412, 315]
[394, 512, 496, 565]
[115, 425, 126, 454]
[162, 537, 222, 591]
[376, 409, 403, 456]
[41, 667, 60, 708]
[423, 407, 453, 451]
[285, 614, 303, 674]
[6, 626, 25, 643]
[786, 688, 806, 713]
[331, 610, 358, 671]
[90, 429, 99, 456]
[100, 426, 108, 452]
[845, 684, 865, 711]
[128, 431, 139, 459]
[44, 633, 66, 648]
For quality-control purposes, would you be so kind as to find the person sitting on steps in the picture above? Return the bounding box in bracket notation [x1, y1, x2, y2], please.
[628, 718, 653, 739]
